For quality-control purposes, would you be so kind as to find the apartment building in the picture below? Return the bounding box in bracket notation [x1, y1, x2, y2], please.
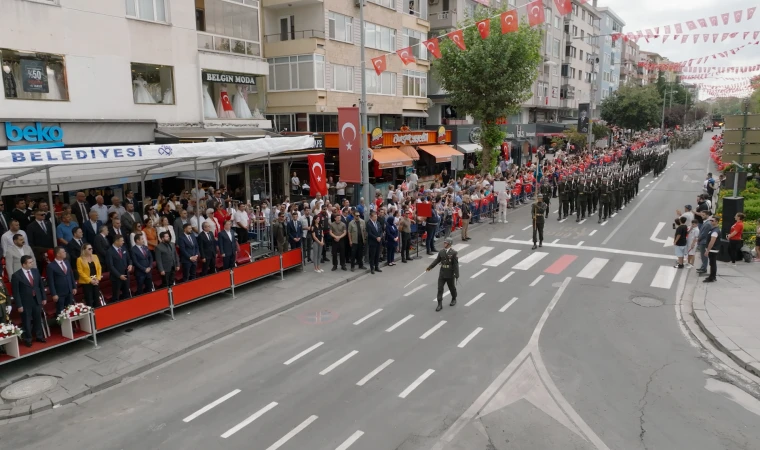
[640, 50, 664, 85]
[559, 0, 600, 123]
[593, 5, 624, 117]
[262, 0, 431, 133]
[619, 37, 642, 86]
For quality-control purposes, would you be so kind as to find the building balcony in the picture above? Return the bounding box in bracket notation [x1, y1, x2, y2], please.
[427, 10, 457, 30]
[262, 0, 322, 8]
[198, 32, 262, 59]
[263, 30, 326, 58]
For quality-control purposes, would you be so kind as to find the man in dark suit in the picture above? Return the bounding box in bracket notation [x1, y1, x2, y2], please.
[106, 235, 132, 301]
[173, 210, 190, 240]
[0, 198, 9, 240]
[93, 225, 111, 264]
[367, 210, 383, 274]
[11, 255, 47, 347]
[178, 223, 199, 282]
[218, 220, 238, 270]
[130, 233, 154, 295]
[10, 198, 31, 231]
[121, 203, 141, 238]
[287, 212, 303, 249]
[66, 227, 85, 279]
[108, 218, 126, 246]
[26, 209, 54, 261]
[72, 191, 90, 227]
[82, 210, 102, 245]
[197, 222, 217, 275]
[46, 246, 77, 314]
[155, 231, 178, 288]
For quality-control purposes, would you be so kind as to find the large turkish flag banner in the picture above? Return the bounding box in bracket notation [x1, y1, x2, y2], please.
[338, 107, 362, 184]
[307, 154, 327, 196]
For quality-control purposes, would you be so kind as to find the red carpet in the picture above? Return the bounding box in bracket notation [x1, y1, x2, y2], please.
[0, 328, 91, 363]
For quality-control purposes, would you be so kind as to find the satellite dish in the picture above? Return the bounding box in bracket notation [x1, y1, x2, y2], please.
[207, 137, 216, 143]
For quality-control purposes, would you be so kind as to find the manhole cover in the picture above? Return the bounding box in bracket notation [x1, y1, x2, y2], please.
[632, 296, 664, 308]
[1, 376, 58, 401]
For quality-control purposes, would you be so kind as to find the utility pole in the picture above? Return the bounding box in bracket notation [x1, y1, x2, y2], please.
[683, 89, 689, 128]
[359, 0, 370, 209]
[588, 58, 597, 151]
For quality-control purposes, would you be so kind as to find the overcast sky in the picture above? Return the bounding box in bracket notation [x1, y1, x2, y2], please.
[601, 0, 758, 94]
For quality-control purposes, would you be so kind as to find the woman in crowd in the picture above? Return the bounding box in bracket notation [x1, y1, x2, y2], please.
[130, 222, 143, 248]
[144, 204, 160, 225]
[156, 216, 176, 245]
[143, 218, 159, 252]
[385, 213, 399, 266]
[76, 243, 102, 307]
[727, 212, 745, 264]
[311, 215, 325, 273]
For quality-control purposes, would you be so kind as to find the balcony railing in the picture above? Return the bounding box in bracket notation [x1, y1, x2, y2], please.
[264, 29, 325, 43]
[198, 32, 261, 58]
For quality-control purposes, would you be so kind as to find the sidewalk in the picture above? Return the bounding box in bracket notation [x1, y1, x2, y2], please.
[692, 261, 760, 378]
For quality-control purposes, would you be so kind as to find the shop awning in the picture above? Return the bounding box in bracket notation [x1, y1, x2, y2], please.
[398, 145, 420, 160]
[418, 145, 461, 163]
[402, 110, 429, 118]
[372, 147, 414, 169]
[155, 127, 271, 141]
[456, 143, 480, 154]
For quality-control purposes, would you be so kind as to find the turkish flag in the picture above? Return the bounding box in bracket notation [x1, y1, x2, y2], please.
[554, 0, 571, 16]
[734, 10, 743, 23]
[664, 25, 670, 35]
[371, 55, 387, 75]
[675, 23, 683, 34]
[722, 33, 729, 42]
[338, 107, 362, 184]
[698, 18, 707, 28]
[476, 19, 490, 39]
[754, 31, 760, 40]
[219, 90, 233, 111]
[423, 37, 442, 58]
[748, 7, 756, 20]
[527, 0, 544, 27]
[686, 21, 697, 30]
[307, 154, 327, 196]
[709, 16, 718, 26]
[447, 29, 466, 50]
[744, 32, 750, 39]
[396, 47, 416, 65]
[501, 9, 518, 34]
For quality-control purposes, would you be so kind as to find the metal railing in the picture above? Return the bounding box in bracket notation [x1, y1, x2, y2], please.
[264, 29, 325, 43]
[197, 32, 261, 58]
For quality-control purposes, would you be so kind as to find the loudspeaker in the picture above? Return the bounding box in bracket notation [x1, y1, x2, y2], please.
[717, 238, 732, 262]
[723, 172, 747, 193]
[721, 196, 744, 236]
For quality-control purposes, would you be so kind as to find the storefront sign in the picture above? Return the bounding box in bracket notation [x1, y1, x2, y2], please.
[5, 122, 64, 149]
[437, 126, 446, 144]
[505, 125, 536, 139]
[392, 133, 428, 145]
[370, 127, 384, 149]
[468, 127, 481, 144]
[202, 71, 257, 86]
[312, 135, 324, 149]
[20, 59, 49, 93]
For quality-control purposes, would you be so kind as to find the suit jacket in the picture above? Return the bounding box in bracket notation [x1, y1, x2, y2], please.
[106, 246, 131, 278]
[155, 241, 179, 273]
[367, 219, 382, 246]
[76, 255, 102, 285]
[130, 245, 154, 274]
[47, 259, 76, 296]
[26, 220, 54, 249]
[72, 202, 91, 227]
[11, 267, 46, 309]
[198, 231, 217, 260]
[10, 208, 30, 231]
[348, 218, 367, 244]
[83, 219, 103, 245]
[107, 225, 126, 246]
[93, 234, 110, 263]
[173, 217, 190, 240]
[272, 221, 287, 246]
[121, 211, 141, 237]
[217, 229, 237, 257]
[178, 233, 199, 264]
[67, 238, 85, 266]
[286, 220, 302, 242]
[5, 244, 36, 277]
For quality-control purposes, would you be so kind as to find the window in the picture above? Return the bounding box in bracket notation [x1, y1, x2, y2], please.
[573, 4, 578, 15]
[403, 28, 427, 60]
[130, 62, 175, 105]
[578, 70, 583, 80]
[565, 46, 576, 58]
[368, 0, 394, 9]
[561, 64, 569, 77]
[579, 49, 583, 61]
[366, 70, 396, 95]
[367, 115, 380, 130]
[601, 90, 608, 99]
[554, 16, 560, 29]
[266, 114, 296, 132]
[580, 29, 584, 39]
[309, 114, 338, 132]
[126, 0, 167, 23]
[544, 8, 551, 24]
[403, 69, 427, 97]
[332, 64, 354, 92]
[581, 9, 585, 20]
[552, 39, 560, 58]
[572, 25, 577, 36]
[267, 54, 325, 91]
[328, 11, 353, 43]
[1, 48, 69, 101]
[364, 22, 396, 52]
[570, 67, 576, 78]
[197, 0, 261, 57]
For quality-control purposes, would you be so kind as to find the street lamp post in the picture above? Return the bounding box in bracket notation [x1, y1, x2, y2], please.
[359, 0, 371, 210]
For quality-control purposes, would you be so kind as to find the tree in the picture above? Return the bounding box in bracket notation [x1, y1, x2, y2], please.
[432, 8, 542, 174]
[600, 84, 662, 131]
[663, 104, 687, 128]
[592, 122, 609, 141]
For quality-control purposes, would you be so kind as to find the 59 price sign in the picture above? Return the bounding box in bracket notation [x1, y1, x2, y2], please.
[20, 59, 49, 94]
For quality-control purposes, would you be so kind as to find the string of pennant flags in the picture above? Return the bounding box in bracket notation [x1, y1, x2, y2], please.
[616, 30, 760, 44]
[638, 55, 760, 72]
[620, 7, 757, 43]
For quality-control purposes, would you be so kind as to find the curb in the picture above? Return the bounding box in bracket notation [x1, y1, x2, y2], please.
[690, 270, 760, 378]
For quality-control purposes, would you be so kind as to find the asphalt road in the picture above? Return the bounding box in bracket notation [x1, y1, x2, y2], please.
[5, 132, 760, 450]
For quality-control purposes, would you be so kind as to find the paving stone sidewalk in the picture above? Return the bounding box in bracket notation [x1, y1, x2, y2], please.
[692, 261, 760, 377]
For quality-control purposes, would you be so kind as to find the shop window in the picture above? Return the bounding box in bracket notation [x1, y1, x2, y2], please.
[125, 0, 168, 23]
[402, 69, 427, 98]
[266, 114, 295, 132]
[367, 115, 380, 130]
[328, 12, 353, 44]
[403, 28, 427, 60]
[1, 49, 69, 101]
[202, 70, 265, 119]
[267, 55, 325, 91]
[403, 117, 426, 129]
[366, 70, 396, 96]
[309, 114, 338, 133]
[332, 64, 354, 92]
[130, 62, 175, 105]
[364, 22, 396, 52]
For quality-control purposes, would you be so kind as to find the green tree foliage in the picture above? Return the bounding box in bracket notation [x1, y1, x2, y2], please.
[592, 122, 609, 141]
[600, 84, 662, 131]
[432, 8, 542, 174]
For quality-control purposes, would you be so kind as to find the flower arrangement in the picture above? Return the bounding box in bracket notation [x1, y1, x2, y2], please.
[0, 323, 23, 339]
[56, 303, 93, 324]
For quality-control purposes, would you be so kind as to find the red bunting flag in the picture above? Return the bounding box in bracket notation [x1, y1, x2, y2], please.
[527, 0, 545, 27]
[664, 25, 671, 34]
[721, 13, 729, 25]
[686, 21, 697, 30]
[693, 34, 699, 43]
[663, 35, 669, 43]
[675, 23, 683, 34]
[755, 31, 760, 40]
[722, 33, 729, 42]
[654, 27, 659, 35]
[709, 16, 718, 26]
[645, 29, 653, 38]
[713, 34, 718, 43]
[396, 47, 415, 65]
[703, 34, 709, 42]
[730, 32, 737, 38]
[681, 35, 688, 43]
[447, 29, 466, 50]
[422, 37, 442, 59]
[674, 34, 680, 41]
[371, 55, 386, 75]
[476, 19, 490, 39]
[554, 0, 572, 16]
[749, 7, 756, 20]
[698, 18, 707, 28]
[744, 32, 750, 39]
[734, 10, 743, 23]
[501, 9, 519, 34]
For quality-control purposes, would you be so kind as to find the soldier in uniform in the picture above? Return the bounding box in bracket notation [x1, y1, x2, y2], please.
[598, 177, 611, 223]
[569, 174, 577, 216]
[532, 195, 548, 250]
[576, 177, 588, 222]
[558, 177, 569, 220]
[540, 179, 552, 218]
[427, 237, 459, 312]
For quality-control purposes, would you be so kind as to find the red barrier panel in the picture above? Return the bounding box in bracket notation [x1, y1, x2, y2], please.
[172, 271, 231, 306]
[95, 289, 170, 331]
[233, 256, 280, 285]
[282, 249, 303, 270]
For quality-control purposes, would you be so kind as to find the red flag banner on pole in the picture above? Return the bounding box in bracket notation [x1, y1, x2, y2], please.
[476, 19, 490, 39]
[396, 47, 416, 65]
[371, 55, 386, 75]
[501, 9, 519, 34]
[527, 0, 545, 27]
[422, 37, 442, 58]
[554, 0, 572, 16]
[307, 154, 327, 196]
[337, 107, 362, 184]
[447, 29, 466, 50]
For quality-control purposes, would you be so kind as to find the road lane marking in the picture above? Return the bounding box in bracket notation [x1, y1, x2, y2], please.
[489, 238, 674, 260]
[471, 268, 487, 278]
[459, 246, 494, 263]
[284, 342, 324, 365]
[559, 218, 568, 223]
[483, 249, 520, 267]
[612, 262, 642, 284]
[386, 315, 414, 332]
[577, 258, 608, 279]
[621, 206, 625, 210]
[506, 235, 514, 240]
[544, 255, 577, 274]
[522, 225, 532, 231]
[651, 266, 677, 289]
[221, 402, 278, 438]
[429, 243, 468, 258]
[577, 241, 584, 246]
[499, 271, 515, 282]
[356, 359, 394, 386]
[600, 220, 608, 226]
[404, 284, 427, 297]
[513, 252, 548, 270]
[336, 431, 365, 450]
[319, 350, 358, 375]
[353, 309, 383, 325]
[601, 172, 668, 246]
[529, 275, 544, 286]
[458, 327, 484, 348]
[610, 213, 617, 217]
[420, 321, 446, 339]
[589, 230, 597, 236]
[184, 390, 241, 423]
[465, 293, 485, 306]
[553, 209, 559, 213]
[551, 239, 560, 244]
[432, 291, 451, 302]
[399, 369, 435, 398]
[499, 297, 519, 312]
[265, 415, 318, 450]
[578, 219, 587, 224]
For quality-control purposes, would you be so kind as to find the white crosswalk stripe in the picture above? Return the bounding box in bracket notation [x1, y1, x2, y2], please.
[428, 243, 468, 258]
[458, 246, 494, 263]
[577, 258, 608, 279]
[612, 262, 642, 284]
[512, 252, 548, 270]
[651, 266, 677, 289]
[482, 249, 520, 267]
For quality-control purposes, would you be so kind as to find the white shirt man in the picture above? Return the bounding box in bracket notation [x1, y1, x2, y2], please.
[90, 197, 109, 223]
[2, 229, 28, 255]
[189, 213, 204, 235]
[387, 187, 395, 201]
[336, 181, 347, 196]
[291, 175, 300, 192]
[233, 208, 250, 230]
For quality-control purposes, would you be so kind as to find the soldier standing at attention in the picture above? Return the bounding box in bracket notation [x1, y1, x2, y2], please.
[558, 177, 569, 220]
[532, 195, 547, 250]
[598, 177, 610, 224]
[427, 237, 459, 312]
[540, 179, 552, 218]
[576, 177, 588, 222]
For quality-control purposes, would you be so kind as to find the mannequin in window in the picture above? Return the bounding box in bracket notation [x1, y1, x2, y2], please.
[133, 76, 156, 104]
[251, 103, 265, 120]
[2, 64, 16, 98]
[202, 83, 217, 118]
[232, 85, 253, 119]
